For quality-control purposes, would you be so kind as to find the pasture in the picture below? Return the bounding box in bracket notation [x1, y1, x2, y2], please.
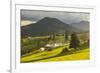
[21, 32, 89, 63]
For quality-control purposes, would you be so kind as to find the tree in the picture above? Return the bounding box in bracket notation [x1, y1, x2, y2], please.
[52, 32, 56, 41]
[69, 32, 80, 50]
[65, 34, 68, 41]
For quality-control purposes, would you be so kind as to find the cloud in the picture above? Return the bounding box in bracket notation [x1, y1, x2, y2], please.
[21, 20, 36, 26]
[21, 9, 89, 24]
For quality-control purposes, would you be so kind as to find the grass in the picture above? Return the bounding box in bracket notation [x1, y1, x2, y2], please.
[21, 46, 66, 63]
[21, 44, 89, 63]
[21, 32, 89, 63]
[38, 48, 89, 62]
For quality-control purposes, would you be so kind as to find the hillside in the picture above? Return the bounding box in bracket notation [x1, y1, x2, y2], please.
[21, 47, 89, 63]
[21, 17, 82, 37]
[71, 21, 89, 31]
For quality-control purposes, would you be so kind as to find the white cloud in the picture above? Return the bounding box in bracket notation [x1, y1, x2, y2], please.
[21, 20, 36, 26]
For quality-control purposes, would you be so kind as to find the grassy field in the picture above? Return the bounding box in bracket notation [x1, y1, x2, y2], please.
[21, 32, 90, 63]
[38, 48, 89, 62]
[21, 45, 66, 63]
[21, 43, 89, 63]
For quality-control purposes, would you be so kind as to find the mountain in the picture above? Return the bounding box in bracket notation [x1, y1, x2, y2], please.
[21, 17, 82, 37]
[71, 21, 89, 31]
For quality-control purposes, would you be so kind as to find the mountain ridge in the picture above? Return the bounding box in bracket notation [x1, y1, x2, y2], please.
[21, 17, 85, 37]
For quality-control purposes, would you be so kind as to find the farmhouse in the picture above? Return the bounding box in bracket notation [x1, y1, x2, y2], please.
[40, 43, 63, 51]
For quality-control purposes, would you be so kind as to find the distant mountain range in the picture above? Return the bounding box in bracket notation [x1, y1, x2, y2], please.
[71, 21, 89, 31]
[21, 17, 89, 37]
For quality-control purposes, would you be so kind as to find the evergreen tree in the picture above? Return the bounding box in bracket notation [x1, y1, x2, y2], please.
[69, 32, 80, 49]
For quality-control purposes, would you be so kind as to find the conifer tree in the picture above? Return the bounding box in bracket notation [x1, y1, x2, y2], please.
[69, 33, 80, 49]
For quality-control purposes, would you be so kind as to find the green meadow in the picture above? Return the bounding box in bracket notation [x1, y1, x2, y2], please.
[21, 32, 89, 63]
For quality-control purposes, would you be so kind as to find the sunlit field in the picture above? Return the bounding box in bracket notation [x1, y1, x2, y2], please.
[21, 32, 89, 63]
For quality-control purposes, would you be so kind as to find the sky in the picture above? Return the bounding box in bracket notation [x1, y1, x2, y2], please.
[21, 9, 90, 26]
